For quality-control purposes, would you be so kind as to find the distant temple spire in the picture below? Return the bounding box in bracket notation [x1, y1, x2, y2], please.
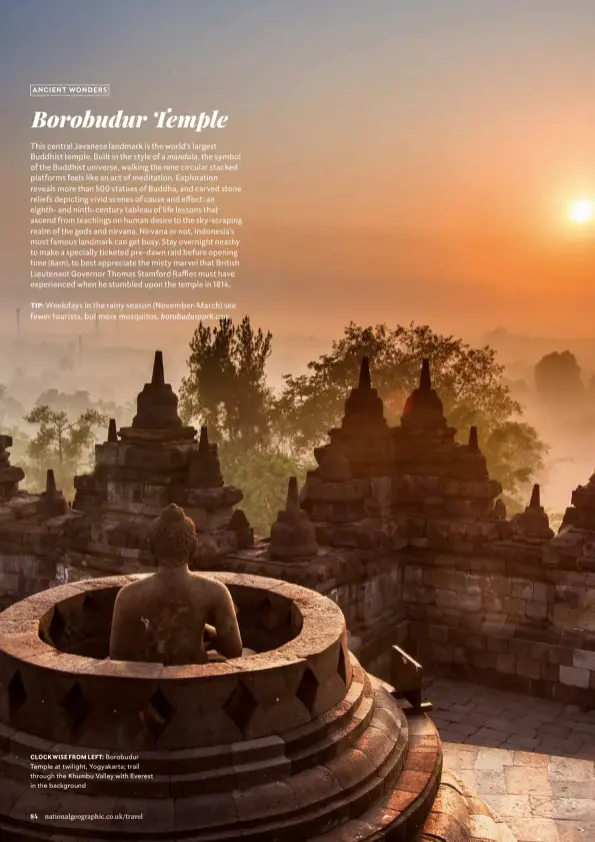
[286, 476, 300, 514]
[468, 426, 479, 451]
[151, 350, 165, 386]
[46, 469, 57, 495]
[108, 418, 118, 443]
[419, 358, 431, 391]
[358, 357, 372, 390]
[269, 476, 318, 560]
[187, 425, 223, 488]
[530, 484, 541, 509]
[36, 468, 69, 518]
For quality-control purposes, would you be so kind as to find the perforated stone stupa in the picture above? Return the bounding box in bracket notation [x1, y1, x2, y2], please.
[0, 436, 24, 504]
[65, 350, 252, 575]
[0, 524, 517, 842]
[510, 484, 554, 543]
[392, 361, 504, 545]
[546, 466, 595, 571]
[269, 476, 319, 561]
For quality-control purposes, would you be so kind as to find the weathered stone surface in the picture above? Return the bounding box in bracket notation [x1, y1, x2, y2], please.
[269, 478, 319, 561]
[0, 436, 24, 504]
[0, 569, 488, 842]
[2, 352, 595, 722]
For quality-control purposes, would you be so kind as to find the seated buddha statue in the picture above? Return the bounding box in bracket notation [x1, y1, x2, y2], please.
[109, 503, 243, 665]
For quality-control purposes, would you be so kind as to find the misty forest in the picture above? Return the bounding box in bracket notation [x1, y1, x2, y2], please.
[2, 317, 595, 536]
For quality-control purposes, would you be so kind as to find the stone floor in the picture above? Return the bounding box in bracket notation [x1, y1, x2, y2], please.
[425, 676, 595, 842]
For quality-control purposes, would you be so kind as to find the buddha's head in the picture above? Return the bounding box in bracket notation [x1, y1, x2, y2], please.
[148, 503, 197, 568]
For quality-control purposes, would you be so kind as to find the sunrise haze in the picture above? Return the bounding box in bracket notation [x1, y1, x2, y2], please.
[0, 0, 594, 342]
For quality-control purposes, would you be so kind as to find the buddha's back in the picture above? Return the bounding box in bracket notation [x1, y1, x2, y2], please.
[108, 503, 243, 666]
[109, 573, 213, 665]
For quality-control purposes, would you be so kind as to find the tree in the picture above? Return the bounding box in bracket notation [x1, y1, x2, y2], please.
[179, 316, 273, 446]
[535, 351, 584, 404]
[219, 442, 305, 536]
[276, 322, 547, 508]
[179, 316, 301, 535]
[24, 405, 107, 494]
[34, 389, 122, 421]
[0, 384, 25, 427]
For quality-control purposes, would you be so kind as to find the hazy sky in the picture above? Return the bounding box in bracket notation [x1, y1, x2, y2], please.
[1, 0, 594, 342]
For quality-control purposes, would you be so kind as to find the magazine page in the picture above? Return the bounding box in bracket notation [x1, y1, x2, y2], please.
[0, 2, 594, 841]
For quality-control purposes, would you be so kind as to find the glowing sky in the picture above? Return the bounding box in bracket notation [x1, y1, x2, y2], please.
[1, 0, 594, 340]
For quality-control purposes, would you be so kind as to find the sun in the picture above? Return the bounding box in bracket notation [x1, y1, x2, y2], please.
[569, 198, 594, 225]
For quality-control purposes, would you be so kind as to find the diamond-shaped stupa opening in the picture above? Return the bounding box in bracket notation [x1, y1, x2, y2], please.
[257, 594, 292, 633]
[48, 606, 66, 642]
[337, 647, 347, 685]
[224, 681, 258, 733]
[142, 687, 175, 740]
[8, 670, 28, 719]
[60, 682, 90, 733]
[296, 667, 320, 713]
[228, 585, 300, 653]
[39, 588, 120, 658]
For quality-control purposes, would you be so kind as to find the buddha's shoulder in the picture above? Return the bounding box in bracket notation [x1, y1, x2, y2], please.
[114, 577, 153, 601]
[187, 573, 229, 596]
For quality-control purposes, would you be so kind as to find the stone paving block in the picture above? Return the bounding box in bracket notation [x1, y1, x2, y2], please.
[562, 734, 590, 752]
[426, 675, 595, 842]
[444, 710, 469, 723]
[450, 702, 476, 714]
[474, 727, 508, 744]
[468, 711, 494, 728]
[513, 751, 548, 768]
[469, 813, 506, 842]
[572, 744, 595, 761]
[505, 766, 553, 796]
[474, 748, 514, 770]
[458, 748, 480, 770]
[441, 721, 479, 738]
[483, 794, 530, 818]
[472, 770, 508, 795]
[548, 756, 593, 782]
[508, 721, 538, 739]
[539, 723, 572, 738]
[568, 720, 595, 737]
[484, 717, 513, 731]
[529, 795, 595, 821]
[506, 816, 560, 842]
[512, 736, 542, 750]
[554, 820, 595, 842]
[560, 666, 590, 689]
[550, 778, 595, 799]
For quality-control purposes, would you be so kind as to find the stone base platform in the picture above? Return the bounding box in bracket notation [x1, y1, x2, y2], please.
[0, 574, 517, 842]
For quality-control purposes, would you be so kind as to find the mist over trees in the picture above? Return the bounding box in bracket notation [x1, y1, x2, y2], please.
[180, 318, 547, 530]
[0, 383, 119, 497]
[1, 318, 550, 534]
[179, 317, 302, 533]
[23, 405, 107, 494]
[535, 351, 584, 404]
[179, 316, 273, 446]
[0, 384, 24, 428]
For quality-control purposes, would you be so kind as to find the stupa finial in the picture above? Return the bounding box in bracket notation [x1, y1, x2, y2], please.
[530, 484, 541, 509]
[151, 350, 165, 386]
[358, 357, 372, 390]
[468, 426, 478, 451]
[46, 469, 57, 495]
[199, 426, 209, 451]
[107, 418, 118, 443]
[286, 476, 300, 514]
[419, 358, 431, 391]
